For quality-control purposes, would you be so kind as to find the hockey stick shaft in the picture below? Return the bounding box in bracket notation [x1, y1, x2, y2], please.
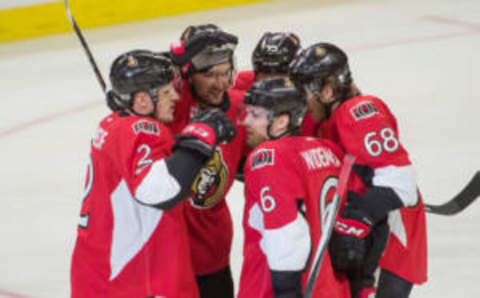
[304, 154, 356, 298]
[64, 0, 106, 93]
[424, 171, 480, 215]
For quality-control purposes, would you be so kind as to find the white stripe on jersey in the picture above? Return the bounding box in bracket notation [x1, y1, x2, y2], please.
[263, 213, 311, 271]
[248, 202, 311, 272]
[248, 203, 266, 252]
[110, 180, 163, 280]
[135, 159, 181, 205]
[388, 209, 407, 248]
[373, 165, 418, 207]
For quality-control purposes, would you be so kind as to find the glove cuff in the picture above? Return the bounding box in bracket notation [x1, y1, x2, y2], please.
[334, 217, 371, 239]
[180, 123, 217, 146]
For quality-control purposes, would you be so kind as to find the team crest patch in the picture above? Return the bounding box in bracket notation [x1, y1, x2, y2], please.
[251, 148, 275, 170]
[132, 120, 160, 135]
[350, 101, 378, 121]
[191, 149, 228, 209]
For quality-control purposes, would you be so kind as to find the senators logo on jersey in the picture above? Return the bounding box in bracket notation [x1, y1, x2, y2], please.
[191, 149, 228, 208]
[350, 101, 378, 121]
[251, 148, 275, 170]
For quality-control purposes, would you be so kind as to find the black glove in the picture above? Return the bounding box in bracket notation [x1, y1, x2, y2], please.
[348, 218, 389, 298]
[329, 192, 374, 273]
[192, 109, 236, 143]
[174, 109, 236, 158]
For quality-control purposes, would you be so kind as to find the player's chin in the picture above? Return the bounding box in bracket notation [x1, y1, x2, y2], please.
[246, 134, 263, 148]
[205, 94, 224, 106]
[158, 112, 174, 123]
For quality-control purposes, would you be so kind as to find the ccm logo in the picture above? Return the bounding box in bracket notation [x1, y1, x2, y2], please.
[334, 221, 368, 238]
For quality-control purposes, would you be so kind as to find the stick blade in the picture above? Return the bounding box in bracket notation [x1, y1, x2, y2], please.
[425, 171, 480, 215]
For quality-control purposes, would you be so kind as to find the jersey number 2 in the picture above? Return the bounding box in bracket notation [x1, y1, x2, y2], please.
[78, 156, 94, 229]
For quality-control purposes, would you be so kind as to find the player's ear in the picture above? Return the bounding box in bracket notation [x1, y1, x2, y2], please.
[271, 114, 290, 137]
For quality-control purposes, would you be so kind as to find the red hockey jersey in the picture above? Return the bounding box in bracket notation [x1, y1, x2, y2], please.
[318, 95, 427, 284]
[169, 80, 248, 275]
[238, 136, 351, 298]
[71, 112, 199, 298]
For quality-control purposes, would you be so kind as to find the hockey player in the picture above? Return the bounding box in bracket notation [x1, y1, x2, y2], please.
[233, 32, 318, 137]
[233, 31, 301, 91]
[169, 24, 248, 298]
[289, 43, 427, 297]
[238, 77, 352, 298]
[70, 50, 236, 298]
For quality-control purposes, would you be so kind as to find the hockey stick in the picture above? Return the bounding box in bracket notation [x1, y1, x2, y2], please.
[64, 0, 107, 93]
[304, 154, 356, 298]
[424, 171, 480, 215]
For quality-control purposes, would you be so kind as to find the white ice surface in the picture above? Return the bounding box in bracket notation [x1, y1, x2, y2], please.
[1, 0, 479, 297]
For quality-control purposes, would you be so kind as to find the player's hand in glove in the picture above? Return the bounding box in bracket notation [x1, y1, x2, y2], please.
[329, 191, 373, 272]
[190, 108, 236, 144]
[174, 109, 236, 159]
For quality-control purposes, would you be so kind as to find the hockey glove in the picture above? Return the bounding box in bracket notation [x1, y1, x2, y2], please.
[348, 218, 389, 298]
[329, 192, 374, 272]
[174, 109, 236, 158]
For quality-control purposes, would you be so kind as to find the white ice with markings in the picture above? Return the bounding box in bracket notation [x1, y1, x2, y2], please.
[0, 0, 479, 297]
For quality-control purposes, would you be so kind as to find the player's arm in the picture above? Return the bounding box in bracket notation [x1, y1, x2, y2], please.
[245, 149, 308, 298]
[329, 99, 414, 294]
[127, 110, 236, 210]
[336, 99, 416, 224]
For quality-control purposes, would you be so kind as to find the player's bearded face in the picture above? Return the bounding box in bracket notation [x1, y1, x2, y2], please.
[189, 63, 232, 107]
[155, 82, 180, 123]
[244, 105, 269, 148]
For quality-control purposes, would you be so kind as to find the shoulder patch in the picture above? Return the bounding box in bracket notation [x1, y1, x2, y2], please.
[132, 119, 160, 136]
[251, 148, 275, 170]
[350, 101, 378, 121]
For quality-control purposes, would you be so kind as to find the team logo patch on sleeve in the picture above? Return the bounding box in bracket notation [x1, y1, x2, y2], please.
[251, 148, 275, 170]
[132, 120, 160, 135]
[350, 101, 378, 121]
[191, 149, 228, 209]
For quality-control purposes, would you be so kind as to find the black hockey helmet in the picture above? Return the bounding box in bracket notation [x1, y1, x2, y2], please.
[170, 24, 238, 77]
[289, 42, 352, 100]
[244, 77, 306, 137]
[109, 49, 175, 109]
[252, 32, 300, 74]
